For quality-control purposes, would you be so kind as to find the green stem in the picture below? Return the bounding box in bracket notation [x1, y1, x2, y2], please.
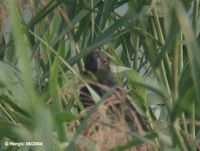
[150, 3, 172, 105]
[172, 35, 179, 103]
[193, 0, 199, 35]
[149, 21, 171, 102]
[190, 0, 199, 140]
[173, 120, 188, 151]
[151, 7, 164, 45]
[91, 0, 94, 40]
[133, 36, 139, 70]
[181, 114, 188, 134]
[190, 104, 195, 138]
[178, 33, 183, 75]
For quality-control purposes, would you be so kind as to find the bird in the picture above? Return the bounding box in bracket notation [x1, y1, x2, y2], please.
[78, 50, 149, 151]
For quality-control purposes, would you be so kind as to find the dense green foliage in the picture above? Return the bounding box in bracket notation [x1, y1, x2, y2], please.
[0, 0, 200, 150]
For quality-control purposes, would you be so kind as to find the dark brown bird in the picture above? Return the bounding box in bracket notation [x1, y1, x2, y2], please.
[79, 50, 115, 107]
[79, 50, 149, 150]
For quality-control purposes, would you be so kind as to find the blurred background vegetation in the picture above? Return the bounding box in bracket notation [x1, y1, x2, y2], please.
[0, 0, 200, 150]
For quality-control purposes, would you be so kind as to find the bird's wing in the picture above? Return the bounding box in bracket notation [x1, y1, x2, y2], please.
[79, 82, 148, 133]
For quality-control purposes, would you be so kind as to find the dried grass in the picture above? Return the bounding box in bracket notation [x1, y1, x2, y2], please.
[76, 85, 150, 151]
[0, 3, 7, 44]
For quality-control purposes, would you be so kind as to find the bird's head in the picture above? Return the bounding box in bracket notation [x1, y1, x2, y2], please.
[85, 50, 110, 73]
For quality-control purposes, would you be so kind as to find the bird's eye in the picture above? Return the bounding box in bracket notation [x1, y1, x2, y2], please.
[101, 58, 107, 64]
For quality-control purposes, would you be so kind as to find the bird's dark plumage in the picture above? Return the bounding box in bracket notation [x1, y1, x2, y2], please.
[80, 50, 116, 107]
[79, 50, 149, 150]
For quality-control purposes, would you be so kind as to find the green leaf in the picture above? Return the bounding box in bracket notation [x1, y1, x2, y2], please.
[55, 112, 79, 123]
[0, 61, 30, 111]
[125, 69, 147, 103]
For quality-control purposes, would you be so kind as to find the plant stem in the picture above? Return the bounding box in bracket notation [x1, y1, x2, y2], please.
[173, 120, 188, 151]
